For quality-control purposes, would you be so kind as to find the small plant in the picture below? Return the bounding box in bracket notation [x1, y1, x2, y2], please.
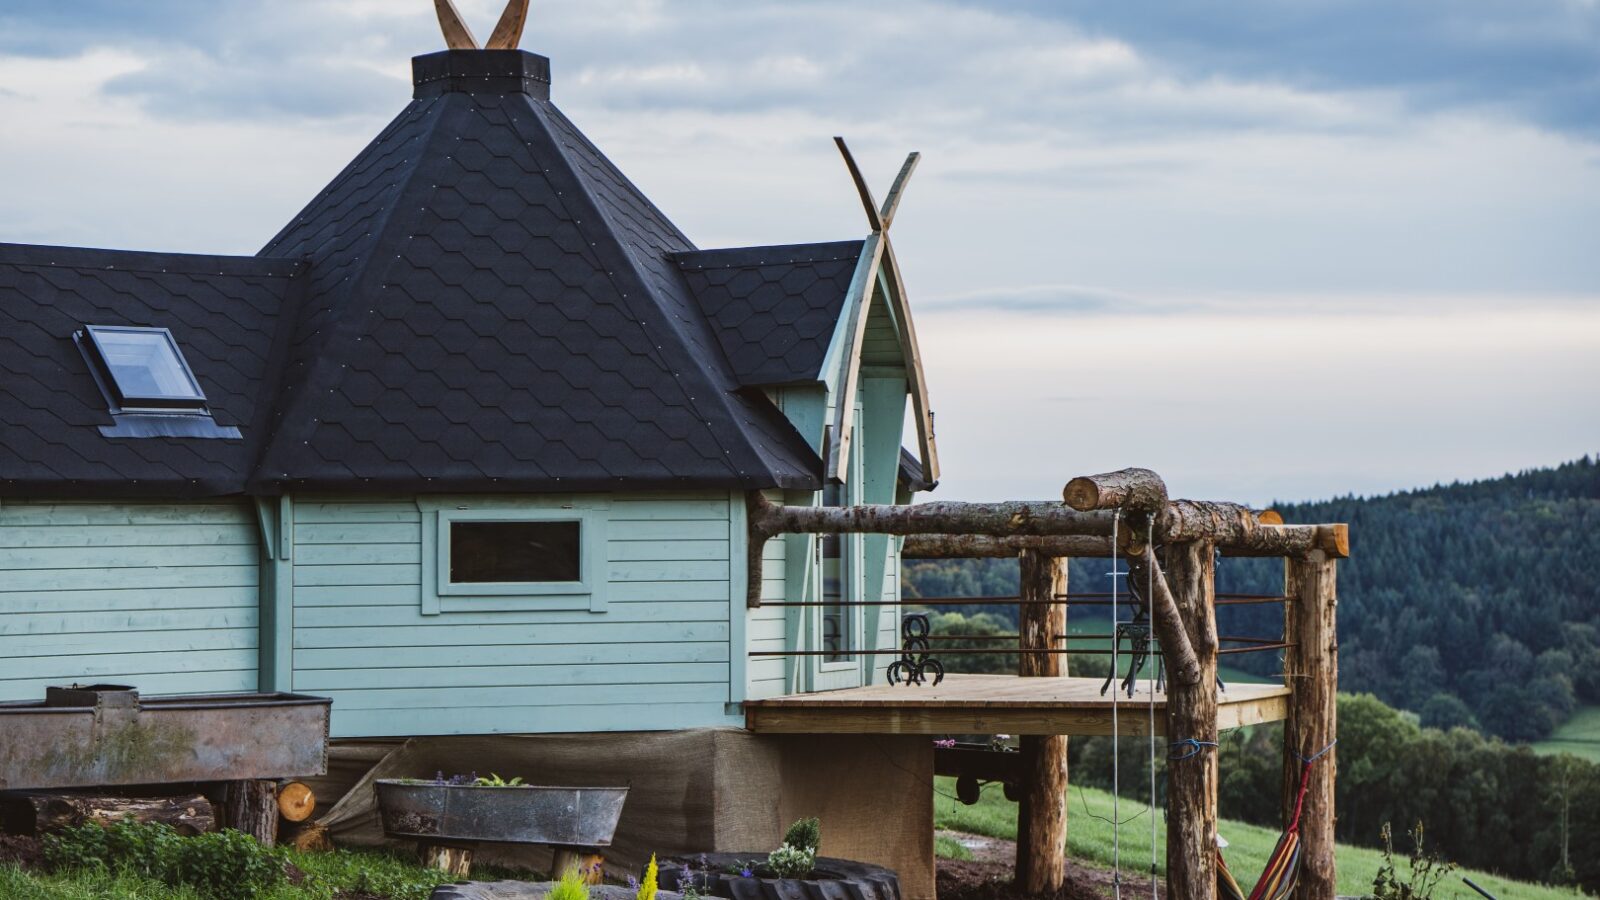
[638, 853, 659, 900]
[782, 816, 820, 854]
[1367, 821, 1456, 900]
[765, 843, 816, 879]
[474, 772, 525, 787]
[43, 819, 284, 899]
[549, 864, 593, 900]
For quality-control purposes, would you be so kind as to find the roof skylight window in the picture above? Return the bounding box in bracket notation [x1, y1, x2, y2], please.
[80, 325, 207, 410]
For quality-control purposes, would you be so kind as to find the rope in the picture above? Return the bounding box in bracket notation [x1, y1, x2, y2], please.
[1168, 738, 1219, 761]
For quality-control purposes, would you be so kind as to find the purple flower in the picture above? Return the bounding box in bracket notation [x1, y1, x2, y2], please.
[740, 868, 754, 878]
[627, 876, 640, 890]
[933, 739, 956, 749]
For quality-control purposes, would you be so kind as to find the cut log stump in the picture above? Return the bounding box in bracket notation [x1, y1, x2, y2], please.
[420, 842, 475, 878]
[276, 781, 316, 823]
[218, 780, 279, 846]
[552, 847, 605, 883]
[0, 792, 214, 836]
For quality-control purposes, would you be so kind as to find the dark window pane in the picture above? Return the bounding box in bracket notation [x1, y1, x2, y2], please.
[450, 521, 581, 584]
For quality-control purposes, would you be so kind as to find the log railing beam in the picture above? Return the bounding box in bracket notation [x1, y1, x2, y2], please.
[901, 534, 1112, 559]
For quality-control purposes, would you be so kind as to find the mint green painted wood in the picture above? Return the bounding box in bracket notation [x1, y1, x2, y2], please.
[861, 376, 909, 646]
[332, 702, 736, 739]
[294, 621, 728, 649]
[0, 500, 260, 703]
[295, 661, 729, 691]
[290, 494, 741, 737]
[294, 640, 728, 670]
[256, 496, 294, 692]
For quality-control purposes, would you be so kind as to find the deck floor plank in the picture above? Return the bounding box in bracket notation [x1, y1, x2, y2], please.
[743, 674, 1288, 735]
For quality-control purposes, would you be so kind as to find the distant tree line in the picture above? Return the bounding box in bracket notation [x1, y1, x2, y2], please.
[903, 456, 1600, 742]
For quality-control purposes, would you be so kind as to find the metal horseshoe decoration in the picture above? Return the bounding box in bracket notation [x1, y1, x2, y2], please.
[888, 613, 944, 686]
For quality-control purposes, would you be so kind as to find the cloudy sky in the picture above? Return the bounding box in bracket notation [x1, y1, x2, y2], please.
[1, 0, 1596, 504]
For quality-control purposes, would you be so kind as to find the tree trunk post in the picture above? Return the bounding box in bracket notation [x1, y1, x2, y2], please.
[218, 780, 279, 846]
[1164, 542, 1218, 899]
[1015, 549, 1068, 893]
[420, 842, 475, 877]
[1284, 551, 1338, 899]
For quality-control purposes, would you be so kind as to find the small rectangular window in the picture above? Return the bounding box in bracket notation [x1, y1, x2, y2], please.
[82, 325, 206, 408]
[449, 520, 581, 584]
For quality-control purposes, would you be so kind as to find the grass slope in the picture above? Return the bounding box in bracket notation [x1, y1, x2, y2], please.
[1532, 705, 1600, 764]
[933, 778, 1581, 900]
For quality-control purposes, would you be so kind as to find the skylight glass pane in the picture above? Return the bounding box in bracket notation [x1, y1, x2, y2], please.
[86, 326, 205, 405]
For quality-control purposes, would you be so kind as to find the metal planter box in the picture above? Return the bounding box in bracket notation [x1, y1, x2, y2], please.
[376, 780, 628, 847]
[0, 685, 331, 790]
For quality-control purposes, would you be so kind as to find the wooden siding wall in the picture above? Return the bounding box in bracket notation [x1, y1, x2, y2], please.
[0, 500, 260, 702]
[290, 493, 740, 738]
[747, 490, 791, 700]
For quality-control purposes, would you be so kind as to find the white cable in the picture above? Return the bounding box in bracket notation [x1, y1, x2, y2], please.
[1110, 510, 1122, 899]
[1147, 516, 1158, 899]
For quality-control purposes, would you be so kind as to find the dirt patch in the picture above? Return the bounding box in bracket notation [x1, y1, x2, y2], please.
[0, 834, 42, 870]
[935, 832, 1165, 900]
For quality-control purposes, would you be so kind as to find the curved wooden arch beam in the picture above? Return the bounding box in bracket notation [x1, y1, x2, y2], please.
[834, 137, 886, 233]
[487, 0, 531, 49]
[879, 152, 921, 231]
[434, 0, 481, 49]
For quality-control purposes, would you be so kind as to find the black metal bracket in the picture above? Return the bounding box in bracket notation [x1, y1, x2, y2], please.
[887, 613, 944, 686]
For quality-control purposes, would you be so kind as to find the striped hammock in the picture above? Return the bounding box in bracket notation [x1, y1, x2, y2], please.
[1217, 751, 1324, 900]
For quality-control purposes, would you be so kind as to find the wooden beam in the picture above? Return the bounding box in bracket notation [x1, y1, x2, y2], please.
[879, 152, 921, 230]
[1285, 552, 1338, 899]
[750, 493, 1116, 540]
[485, 0, 530, 49]
[834, 137, 886, 233]
[825, 232, 887, 483]
[876, 237, 940, 485]
[432, 0, 480, 49]
[1062, 467, 1168, 513]
[1217, 523, 1349, 560]
[1164, 543, 1219, 899]
[901, 533, 1111, 558]
[1016, 551, 1067, 894]
[1124, 544, 1203, 687]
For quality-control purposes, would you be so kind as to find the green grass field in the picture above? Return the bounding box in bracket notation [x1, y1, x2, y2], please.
[1532, 705, 1600, 763]
[933, 777, 1582, 900]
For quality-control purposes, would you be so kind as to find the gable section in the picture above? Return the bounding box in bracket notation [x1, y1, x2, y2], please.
[675, 241, 863, 387]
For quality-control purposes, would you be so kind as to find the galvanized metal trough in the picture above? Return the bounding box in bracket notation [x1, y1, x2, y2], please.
[0, 685, 331, 790]
[375, 780, 629, 847]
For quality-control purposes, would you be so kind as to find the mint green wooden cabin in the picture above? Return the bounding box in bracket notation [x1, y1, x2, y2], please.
[0, 46, 938, 740]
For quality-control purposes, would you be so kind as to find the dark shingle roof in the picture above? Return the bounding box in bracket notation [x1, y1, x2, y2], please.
[0, 50, 833, 497]
[675, 241, 862, 387]
[249, 50, 820, 493]
[0, 244, 303, 496]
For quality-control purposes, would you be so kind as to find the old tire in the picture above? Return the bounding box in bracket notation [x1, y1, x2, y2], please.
[657, 853, 900, 900]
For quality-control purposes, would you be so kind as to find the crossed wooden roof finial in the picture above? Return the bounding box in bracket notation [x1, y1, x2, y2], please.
[434, 0, 530, 50]
[833, 137, 921, 234]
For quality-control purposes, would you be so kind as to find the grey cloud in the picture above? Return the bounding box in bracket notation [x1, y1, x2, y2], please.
[968, 0, 1600, 137]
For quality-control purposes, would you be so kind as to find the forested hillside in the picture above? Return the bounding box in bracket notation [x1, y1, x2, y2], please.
[902, 456, 1600, 742]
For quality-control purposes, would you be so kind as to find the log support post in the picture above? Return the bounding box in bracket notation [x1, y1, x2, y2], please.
[1015, 549, 1068, 893]
[420, 841, 475, 878]
[1284, 551, 1338, 899]
[217, 780, 278, 846]
[1164, 542, 1218, 899]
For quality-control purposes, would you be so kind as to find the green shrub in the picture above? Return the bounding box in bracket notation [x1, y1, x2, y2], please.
[548, 865, 592, 900]
[43, 820, 283, 899]
[781, 817, 820, 854]
[765, 844, 815, 879]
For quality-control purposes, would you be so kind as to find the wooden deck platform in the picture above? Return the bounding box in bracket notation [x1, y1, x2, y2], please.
[743, 674, 1289, 735]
